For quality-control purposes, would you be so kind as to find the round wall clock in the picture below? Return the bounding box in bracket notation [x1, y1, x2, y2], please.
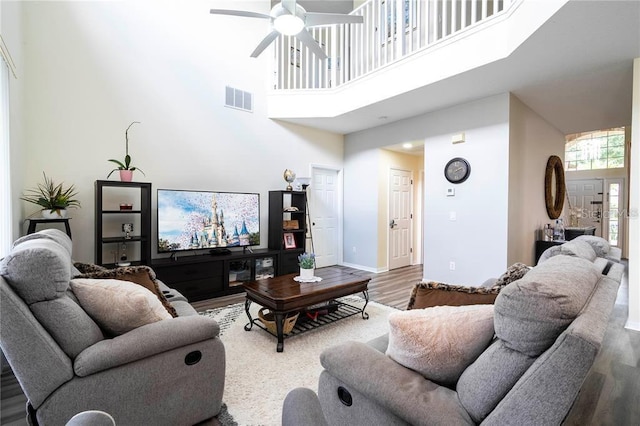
[444, 157, 471, 184]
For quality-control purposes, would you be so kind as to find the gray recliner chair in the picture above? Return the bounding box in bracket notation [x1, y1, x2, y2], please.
[1, 230, 225, 425]
[282, 254, 624, 425]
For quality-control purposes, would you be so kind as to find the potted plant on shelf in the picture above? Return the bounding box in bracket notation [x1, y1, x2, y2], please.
[107, 121, 146, 182]
[298, 252, 316, 280]
[20, 172, 80, 218]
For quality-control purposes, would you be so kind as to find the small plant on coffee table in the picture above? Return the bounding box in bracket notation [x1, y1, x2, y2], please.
[298, 252, 315, 269]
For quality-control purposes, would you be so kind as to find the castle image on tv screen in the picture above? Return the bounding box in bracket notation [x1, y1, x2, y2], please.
[157, 190, 260, 252]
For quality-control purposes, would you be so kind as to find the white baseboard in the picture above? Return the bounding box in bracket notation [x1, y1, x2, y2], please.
[624, 319, 640, 331]
[340, 262, 385, 273]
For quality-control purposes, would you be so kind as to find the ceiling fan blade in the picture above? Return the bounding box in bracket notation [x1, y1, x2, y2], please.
[282, 0, 297, 15]
[250, 30, 280, 58]
[296, 28, 327, 60]
[209, 9, 271, 20]
[305, 13, 364, 27]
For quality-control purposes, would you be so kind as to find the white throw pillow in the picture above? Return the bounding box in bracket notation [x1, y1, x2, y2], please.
[70, 278, 172, 335]
[386, 304, 495, 385]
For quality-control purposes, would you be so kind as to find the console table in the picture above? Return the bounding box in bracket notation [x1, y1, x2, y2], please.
[535, 227, 598, 265]
[535, 240, 563, 265]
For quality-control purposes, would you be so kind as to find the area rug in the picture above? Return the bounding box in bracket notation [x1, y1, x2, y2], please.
[200, 296, 398, 426]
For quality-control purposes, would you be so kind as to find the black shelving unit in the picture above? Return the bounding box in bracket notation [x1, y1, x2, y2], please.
[269, 190, 307, 275]
[95, 180, 151, 267]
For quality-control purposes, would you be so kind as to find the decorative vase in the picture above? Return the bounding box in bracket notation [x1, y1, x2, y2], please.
[300, 267, 315, 280]
[42, 209, 67, 219]
[119, 170, 133, 182]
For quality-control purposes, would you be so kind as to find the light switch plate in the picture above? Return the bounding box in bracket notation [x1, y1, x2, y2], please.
[446, 188, 455, 197]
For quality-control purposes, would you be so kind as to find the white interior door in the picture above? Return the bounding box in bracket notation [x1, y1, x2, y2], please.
[310, 167, 340, 268]
[389, 168, 412, 270]
[566, 179, 604, 236]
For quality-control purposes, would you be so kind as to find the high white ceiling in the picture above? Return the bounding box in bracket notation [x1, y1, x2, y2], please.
[279, 0, 640, 138]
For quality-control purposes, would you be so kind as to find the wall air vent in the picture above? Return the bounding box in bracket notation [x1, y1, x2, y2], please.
[225, 86, 253, 112]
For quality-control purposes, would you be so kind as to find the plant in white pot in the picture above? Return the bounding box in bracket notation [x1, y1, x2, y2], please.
[20, 172, 80, 218]
[107, 121, 146, 182]
[298, 252, 316, 280]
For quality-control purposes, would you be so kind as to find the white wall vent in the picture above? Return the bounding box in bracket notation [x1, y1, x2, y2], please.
[225, 86, 253, 112]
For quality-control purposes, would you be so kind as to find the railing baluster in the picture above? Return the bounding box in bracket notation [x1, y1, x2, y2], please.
[434, 0, 440, 41]
[482, 0, 488, 19]
[443, 0, 449, 37]
[408, 0, 414, 52]
[452, 0, 457, 33]
[471, 0, 478, 24]
[461, 0, 467, 29]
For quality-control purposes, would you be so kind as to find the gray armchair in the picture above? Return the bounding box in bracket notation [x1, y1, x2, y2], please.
[0, 230, 225, 425]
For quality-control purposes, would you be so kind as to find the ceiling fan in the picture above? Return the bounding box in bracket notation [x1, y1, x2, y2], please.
[209, 0, 363, 59]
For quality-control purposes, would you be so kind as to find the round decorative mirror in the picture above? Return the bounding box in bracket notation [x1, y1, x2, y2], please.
[545, 155, 565, 219]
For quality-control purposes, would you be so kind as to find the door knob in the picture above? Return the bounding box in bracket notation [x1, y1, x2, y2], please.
[389, 219, 396, 229]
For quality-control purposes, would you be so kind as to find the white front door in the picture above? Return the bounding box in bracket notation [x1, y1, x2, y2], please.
[310, 167, 340, 268]
[389, 168, 412, 270]
[566, 179, 604, 236]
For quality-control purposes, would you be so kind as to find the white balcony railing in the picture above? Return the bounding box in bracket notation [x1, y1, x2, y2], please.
[273, 0, 516, 90]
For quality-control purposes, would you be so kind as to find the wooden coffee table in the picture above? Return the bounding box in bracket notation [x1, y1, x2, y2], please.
[243, 266, 371, 352]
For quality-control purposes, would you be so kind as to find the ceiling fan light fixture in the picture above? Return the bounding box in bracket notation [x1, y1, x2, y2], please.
[274, 15, 304, 35]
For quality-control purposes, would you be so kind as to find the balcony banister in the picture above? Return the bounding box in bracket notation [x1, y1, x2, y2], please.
[273, 0, 519, 91]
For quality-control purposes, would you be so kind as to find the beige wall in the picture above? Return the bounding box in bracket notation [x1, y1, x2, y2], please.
[377, 149, 423, 271]
[508, 94, 566, 266]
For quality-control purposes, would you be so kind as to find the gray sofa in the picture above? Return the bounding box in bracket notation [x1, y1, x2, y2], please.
[283, 249, 624, 425]
[0, 229, 225, 425]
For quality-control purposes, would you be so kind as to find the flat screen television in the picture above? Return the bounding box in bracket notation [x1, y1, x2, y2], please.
[157, 189, 260, 253]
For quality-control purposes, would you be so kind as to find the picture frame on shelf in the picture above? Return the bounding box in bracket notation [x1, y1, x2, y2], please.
[284, 232, 296, 249]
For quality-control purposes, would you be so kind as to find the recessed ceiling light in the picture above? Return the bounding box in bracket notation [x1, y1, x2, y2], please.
[402, 143, 413, 149]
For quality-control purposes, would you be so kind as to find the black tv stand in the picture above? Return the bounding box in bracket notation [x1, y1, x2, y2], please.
[210, 248, 232, 256]
[151, 249, 279, 301]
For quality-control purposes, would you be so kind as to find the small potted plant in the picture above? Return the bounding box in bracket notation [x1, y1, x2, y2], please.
[21, 172, 80, 218]
[298, 252, 316, 280]
[107, 121, 146, 182]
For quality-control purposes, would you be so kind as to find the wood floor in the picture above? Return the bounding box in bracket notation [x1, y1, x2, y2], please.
[2, 264, 639, 425]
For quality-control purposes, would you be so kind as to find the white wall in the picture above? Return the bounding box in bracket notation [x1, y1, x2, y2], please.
[346, 93, 562, 282]
[1, 0, 25, 244]
[422, 95, 510, 285]
[343, 148, 379, 271]
[345, 93, 511, 282]
[17, 0, 343, 262]
[508, 94, 565, 265]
